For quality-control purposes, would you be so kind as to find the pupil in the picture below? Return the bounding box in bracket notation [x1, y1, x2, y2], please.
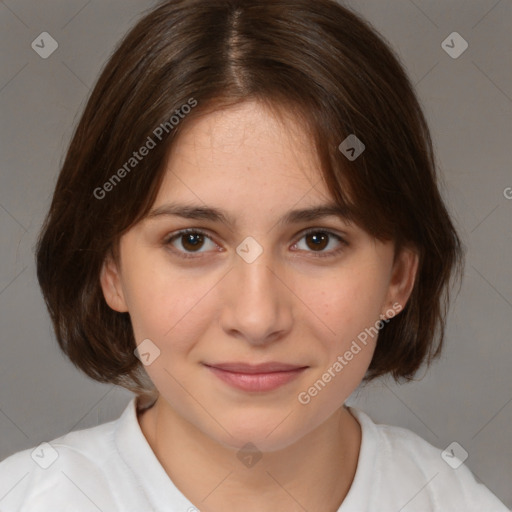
[308, 232, 328, 251]
[183, 233, 204, 251]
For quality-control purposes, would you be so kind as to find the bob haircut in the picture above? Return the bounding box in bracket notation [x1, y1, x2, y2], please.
[36, 0, 464, 405]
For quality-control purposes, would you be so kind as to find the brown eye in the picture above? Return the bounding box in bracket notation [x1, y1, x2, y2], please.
[165, 229, 218, 257]
[305, 232, 329, 251]
[181, 232, 205, 252]
[293, 229, 347, 258]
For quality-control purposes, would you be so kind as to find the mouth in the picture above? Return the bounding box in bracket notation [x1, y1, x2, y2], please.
[203, 362, 309, 392]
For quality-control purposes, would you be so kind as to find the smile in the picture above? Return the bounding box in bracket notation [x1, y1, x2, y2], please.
[203, 363, 308, 392]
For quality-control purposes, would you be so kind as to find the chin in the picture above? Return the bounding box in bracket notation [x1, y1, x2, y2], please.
[217, 428, 306, 454]
[203, 408, 311, 453]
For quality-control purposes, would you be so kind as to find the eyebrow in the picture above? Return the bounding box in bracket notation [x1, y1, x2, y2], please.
[146, 202, 353, 227]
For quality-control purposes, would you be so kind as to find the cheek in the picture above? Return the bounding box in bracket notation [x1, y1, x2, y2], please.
[298, 266, 389, 340]
[124, 260, 218, 351]
[293, 271, 386, 407]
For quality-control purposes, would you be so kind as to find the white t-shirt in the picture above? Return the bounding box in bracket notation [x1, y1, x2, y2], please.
[0, 397, 508, 512]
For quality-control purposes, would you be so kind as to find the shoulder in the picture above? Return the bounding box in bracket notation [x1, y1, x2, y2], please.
[346, 407, 509, 512]
[0, 409, 135, 511]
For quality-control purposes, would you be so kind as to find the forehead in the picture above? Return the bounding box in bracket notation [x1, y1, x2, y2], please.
[153, 101, 332, 212]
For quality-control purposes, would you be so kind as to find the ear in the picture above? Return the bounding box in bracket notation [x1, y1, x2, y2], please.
[383, 245, 419, 316]
[99, 252, 129, 313]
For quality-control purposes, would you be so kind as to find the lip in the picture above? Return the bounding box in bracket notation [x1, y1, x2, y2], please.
[204, 362, 308, 392]
[206, 362, 306, 373]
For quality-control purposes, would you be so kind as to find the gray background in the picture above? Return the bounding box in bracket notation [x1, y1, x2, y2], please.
[0, 0, 511, 508]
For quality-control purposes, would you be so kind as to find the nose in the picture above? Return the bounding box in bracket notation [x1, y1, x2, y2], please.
[218, 246, 294, 346]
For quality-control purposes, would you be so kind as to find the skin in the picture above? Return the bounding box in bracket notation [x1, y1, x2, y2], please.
[100, 100, 419, 512]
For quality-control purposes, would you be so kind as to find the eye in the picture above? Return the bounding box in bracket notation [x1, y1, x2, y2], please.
[164, 229, 220, 258]
[164, 227, 348, 260]
[291, 229, 347, 258]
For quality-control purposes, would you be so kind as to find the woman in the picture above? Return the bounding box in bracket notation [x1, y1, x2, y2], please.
[0, 0, 507, 510]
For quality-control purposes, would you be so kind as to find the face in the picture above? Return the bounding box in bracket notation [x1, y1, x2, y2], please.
[101, 100, 417, 452]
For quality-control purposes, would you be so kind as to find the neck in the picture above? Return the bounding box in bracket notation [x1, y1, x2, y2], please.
[138, 397, 361, 512]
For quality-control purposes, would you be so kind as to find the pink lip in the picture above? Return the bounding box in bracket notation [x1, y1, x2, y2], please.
[204, 362, 308, 392]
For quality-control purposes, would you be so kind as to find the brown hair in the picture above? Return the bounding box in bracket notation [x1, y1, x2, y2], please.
[36, 0, 464, 404]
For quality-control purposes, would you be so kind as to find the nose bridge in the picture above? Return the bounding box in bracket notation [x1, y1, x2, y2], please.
[235, 243, 282, 312]
[219, 239, 292, 342]
[240, 252, 277, 297]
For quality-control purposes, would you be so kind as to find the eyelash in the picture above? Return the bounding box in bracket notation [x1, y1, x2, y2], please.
[163, 228, 348, 260]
